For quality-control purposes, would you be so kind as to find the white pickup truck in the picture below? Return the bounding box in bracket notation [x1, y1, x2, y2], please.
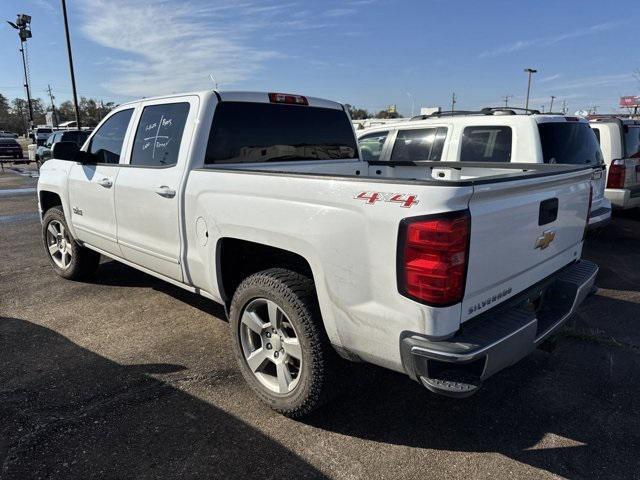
[38, 91, 598, 417]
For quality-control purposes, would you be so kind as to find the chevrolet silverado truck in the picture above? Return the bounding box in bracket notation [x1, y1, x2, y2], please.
[358, 108, 611, 230]
[38, 91, 598, 417]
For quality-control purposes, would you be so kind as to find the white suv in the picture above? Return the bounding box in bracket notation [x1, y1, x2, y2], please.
[589, 116, 640, 210]
[358, 108, 611, 229]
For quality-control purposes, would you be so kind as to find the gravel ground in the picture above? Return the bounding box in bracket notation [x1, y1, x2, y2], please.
[1, 171, 639, 480]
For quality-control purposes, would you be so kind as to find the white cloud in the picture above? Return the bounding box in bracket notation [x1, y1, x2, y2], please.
[78, 0, 323, 97]
[545, 73, 635, 91]
[537, 74, 563, 83]
[323, 8, 357, 17]
[478, 22, 621, 58]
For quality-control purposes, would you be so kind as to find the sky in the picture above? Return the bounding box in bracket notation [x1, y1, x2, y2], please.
[1, 0, 639, 116]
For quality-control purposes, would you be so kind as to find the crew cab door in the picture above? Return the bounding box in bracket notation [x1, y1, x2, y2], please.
[67, 108, 135, 255]
[114, 98, 196, 281]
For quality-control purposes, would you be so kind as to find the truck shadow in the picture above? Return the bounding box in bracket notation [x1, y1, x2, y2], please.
[0, 317, 327, 480]
[90, 259, 227, 319]
[304, 294, 640, 480]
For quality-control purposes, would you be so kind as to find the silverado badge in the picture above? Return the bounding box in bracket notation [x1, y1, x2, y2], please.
[535, 230, 556, 250]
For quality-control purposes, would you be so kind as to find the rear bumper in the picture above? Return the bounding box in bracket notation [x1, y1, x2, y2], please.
[606, 187, 640, 209]
[400, 260, 598, 398]
[587, 204, 611, 230]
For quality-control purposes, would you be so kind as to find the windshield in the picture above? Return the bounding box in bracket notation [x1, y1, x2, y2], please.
[37, 128, 53, 134]
[0, 139, 18, 144]
[205, 102, 357, 164]
[538, 122, 603, 165]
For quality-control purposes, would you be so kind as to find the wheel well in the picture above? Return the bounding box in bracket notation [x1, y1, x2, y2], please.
[40, 191, 62, 213]
[217, 238, 314, 304]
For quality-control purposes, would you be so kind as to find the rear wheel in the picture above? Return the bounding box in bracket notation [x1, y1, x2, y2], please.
[42, 206, 100, 280]
[230, 268, 337, 418]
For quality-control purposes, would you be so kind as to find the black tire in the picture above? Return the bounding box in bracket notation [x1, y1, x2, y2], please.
[42, 206, 101, 280]
[230, 268, 338, 418]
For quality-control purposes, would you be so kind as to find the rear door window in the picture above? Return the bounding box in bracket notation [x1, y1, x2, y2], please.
[390, 127, 447, 162]
[205, 102, 357, 164]
[358, 131, 388, 161]
[624, 126, 640, 158]
[460, 126, 512, 162]
[538, 122, 603, 165]
[130, 103, 190, 167]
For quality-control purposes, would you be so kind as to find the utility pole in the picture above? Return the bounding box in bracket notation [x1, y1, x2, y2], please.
[61, 0, 81, 128]
[46, 84, 58, 127]
[524, 68, 537, 111]
[502, 94, 513, 107]
[7, 14, 34, 136]
[549, 95, 556, 112]
[451, 92, 457, 112]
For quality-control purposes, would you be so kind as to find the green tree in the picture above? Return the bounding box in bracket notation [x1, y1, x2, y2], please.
[374, 110, 402, 119]
[346, 104, 370, 120]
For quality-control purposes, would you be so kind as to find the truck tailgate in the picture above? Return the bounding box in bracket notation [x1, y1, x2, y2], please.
[461, 169, 592, 322]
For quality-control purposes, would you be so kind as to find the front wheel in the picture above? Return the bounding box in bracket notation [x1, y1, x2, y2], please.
[42, 206, 100, 280]
[230, 268, 338, 418]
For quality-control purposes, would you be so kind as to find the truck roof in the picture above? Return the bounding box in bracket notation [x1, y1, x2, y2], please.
[116, 90, 344, 111]
[358, 111, 588, 135]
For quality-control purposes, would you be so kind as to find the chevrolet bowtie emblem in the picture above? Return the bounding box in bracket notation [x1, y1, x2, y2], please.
[535, 230, 556, 250]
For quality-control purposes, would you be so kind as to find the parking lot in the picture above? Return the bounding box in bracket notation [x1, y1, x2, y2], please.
[1, 167, 639, 480]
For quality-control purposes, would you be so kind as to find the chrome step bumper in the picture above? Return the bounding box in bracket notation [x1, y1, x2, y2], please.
[400, 260, 599, 398]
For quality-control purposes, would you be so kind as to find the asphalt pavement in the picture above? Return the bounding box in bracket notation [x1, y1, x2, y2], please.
[1, 166, 639, 480]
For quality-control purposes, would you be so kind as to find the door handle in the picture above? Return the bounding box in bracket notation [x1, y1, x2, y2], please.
[155, 185, 176, 198]
[98, 178, 113, 188]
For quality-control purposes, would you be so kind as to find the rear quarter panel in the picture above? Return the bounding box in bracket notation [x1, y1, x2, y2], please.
[183, 169, 473, 371]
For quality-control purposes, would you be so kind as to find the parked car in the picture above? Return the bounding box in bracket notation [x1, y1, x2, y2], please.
[38, 90, 597, 416]
[589, 116, 640, 210]
[0, 131, 19, 139]
[36, 130, 90, 162]
[30, 127, 54, 146]
[358, 107, 611, 230]
[0, 137, 24, 160]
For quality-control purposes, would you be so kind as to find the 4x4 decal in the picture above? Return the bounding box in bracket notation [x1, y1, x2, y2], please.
[355, 191, 419, 208]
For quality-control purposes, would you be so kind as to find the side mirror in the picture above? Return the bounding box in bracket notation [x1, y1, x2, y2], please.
[51, 141, 80, 161]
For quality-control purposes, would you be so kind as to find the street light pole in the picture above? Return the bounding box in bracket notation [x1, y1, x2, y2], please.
[524, 68, 537, 111]
[7, 14, 34, 136]
[406, 92, 415, 118]
[19, 42, 34, 128]
[61, 0, 81, 129]
[549, 95, 556, 113]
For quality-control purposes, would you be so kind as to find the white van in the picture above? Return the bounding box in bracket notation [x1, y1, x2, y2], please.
[589, 116, 640, 210]
[358, 108, 611, 229]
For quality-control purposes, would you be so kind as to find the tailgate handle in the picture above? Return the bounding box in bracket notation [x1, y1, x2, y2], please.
[539, 198, 558, 226]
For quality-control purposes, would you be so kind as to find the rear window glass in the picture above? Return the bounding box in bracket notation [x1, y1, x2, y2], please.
[131, 102, 190, 167]
[624, 126, 640, 158]
[0, 138, 18, 144]
[205, 102, 357, 164]
[538, 122, 603, 165]
[358, 131, 388, 161]
[390, 127, 447, 162]
[460, 126, 512, 162]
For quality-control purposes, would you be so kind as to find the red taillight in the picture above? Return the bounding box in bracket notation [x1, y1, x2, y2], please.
[607, 160, 625, 189]
[268, 92, 308, 105]
[398, 211, 470, 306]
